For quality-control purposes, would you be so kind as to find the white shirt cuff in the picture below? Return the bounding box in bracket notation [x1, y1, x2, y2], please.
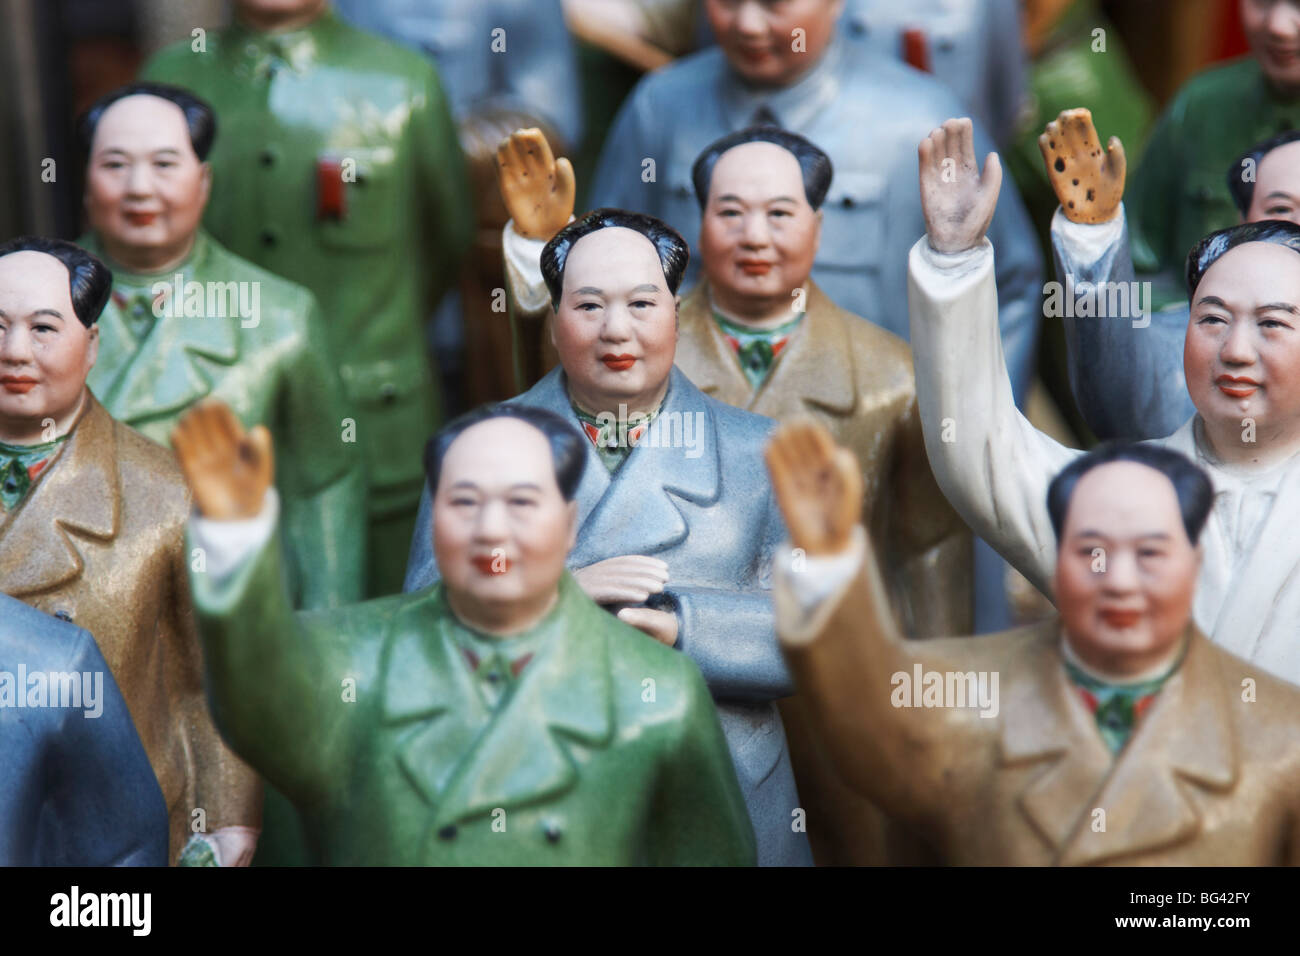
[773, 526, 866, 646]
[1050, 201, 1126, 263]
[917, 236, 993, 279]
[189, 489, 279, 584]
[503, 218, 572, 314]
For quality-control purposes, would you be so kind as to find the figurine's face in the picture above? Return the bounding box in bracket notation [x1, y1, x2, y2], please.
[84, 94, 210, 271]
[1184, 242, 1300, 444]
[1245, 139, 1300, 223]
[1053, 462, 1199, 678]
[706, 0, 845, 87]
[700, 141, 821, 320]
[234, 0, 327, 31]
[0, 252, 98, 440]
[552, 226, 678, 413]
[434, 417, 578, 635]
[1242, 0, 1300, 94]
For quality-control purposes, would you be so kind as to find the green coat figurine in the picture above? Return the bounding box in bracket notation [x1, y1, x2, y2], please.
[177, 401, 756, 866]
[142, 4, 475, 595]
[82, 230, 366, 610]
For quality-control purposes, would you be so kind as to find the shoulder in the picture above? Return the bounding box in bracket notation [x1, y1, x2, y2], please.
[828, 293, 915, 377]
[1166, 58, 1261, 119]
[110, 417, 190, 519]
[331, 18, 437, 82]
[206, 237, 319, 337]
[142, 38, 210, 79]
[628, 47, 729, 108]
[0, 595, 91, 671]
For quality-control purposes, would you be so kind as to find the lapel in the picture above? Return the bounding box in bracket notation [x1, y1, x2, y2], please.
[86, 231, 242, 425]
[0, 394, 120, 596]
[381, 575, 614, 826]
[675, 282, 858, 419]
[1057, 628, 1235, 865]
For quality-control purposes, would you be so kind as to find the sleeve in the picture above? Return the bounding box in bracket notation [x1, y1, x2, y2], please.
[907, 236, 1079, 598]
[275, 293, 368, 608]
[774, 527, 984, 831]
[648, 659, 758, 866]
[668, 484, 794, 701]
[168, 507, 263, 844]
[1050, 204, 1195, 440]
[413, 58, 475, 305]
[44, 630, 169, 867]
[187, 502, 356, 805]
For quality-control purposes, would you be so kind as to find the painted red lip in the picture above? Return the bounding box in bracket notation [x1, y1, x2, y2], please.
[0, 376, 37, 394]
[1216, 374, 1262, 398]
[1100, 609, 1142, 629]
[734, 45, 774, 63]
[737, 259, 773, 276]
[601, 353, 636, 371]
[1266, 44, 1300, 62]
[124, 212, 159, 227]
[471, 555, 510, 575]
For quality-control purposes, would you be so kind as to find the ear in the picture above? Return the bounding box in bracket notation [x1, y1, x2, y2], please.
[84, 324, 100, 371]
[199, 162, 213, 209]
[813, 207, 824, 255]
[674, 294, 681, 335]
[548, 307, 558, 349]
[565, 499, 579, 553]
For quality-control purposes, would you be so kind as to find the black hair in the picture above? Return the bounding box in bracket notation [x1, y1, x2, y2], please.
[1227, 128, 1300, 216]
[691, 126, 834, 211]
[0, 236, 113, 327]
[540, 208, 689, 310]
[424, 403, 587, 502]
[1185, 219, 1300, 296]
[1046, 442, 1214, 546]
[77, 82, 217, 164]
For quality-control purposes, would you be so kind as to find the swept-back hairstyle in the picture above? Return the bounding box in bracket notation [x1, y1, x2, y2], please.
[0, 236, 113, 327]
[540, 208, 689, 310]
[1185, 219, 1300, 297]
[77, 82, 217, 164]
[690, 126, 834, 210]
[424, 403, 588, 501]
[1226, 128, 1300, 216]
[1046, 442, 1214, 546]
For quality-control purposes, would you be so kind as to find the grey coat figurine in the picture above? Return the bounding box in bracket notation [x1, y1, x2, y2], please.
[0, 594, 168, 866]
[406, 365, 811, 867]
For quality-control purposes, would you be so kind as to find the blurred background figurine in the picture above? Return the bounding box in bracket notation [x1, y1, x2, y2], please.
[0, 594, 169, 867]
[767, 421, 1300, 865]
[0, 236, 261, 866]
[140, 0, 475, 598]
[76, 82, 366, 611]
[174, 399, 756, 866]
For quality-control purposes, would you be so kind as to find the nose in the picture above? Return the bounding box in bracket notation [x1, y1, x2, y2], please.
[598, 303, 634, 344]
[741, 211, 772, 248]
[735, 0, 768, 37]
[0, 323, 34, 365]
[124, 160, 153, 198]
[472, 497, 509, 543]
[1218, 317, 1258, 367]
[1100, 548, 1140, 595]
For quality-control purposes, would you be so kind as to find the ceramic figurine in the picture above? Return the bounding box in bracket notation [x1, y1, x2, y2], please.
[907, 117, 1300, 690]
[1126, 0, 1300, 292]
[405, 203, 812, 866]
[0, 236, 260, 865]
[77, 82, 366, 610]
[174, 398, 756, 866]
[1043, 108, 1300, 441]
[0, 593, 168, 866]
[767, 419, 1300, 864]
[841, 0, 1027, 147]
[586, 0, 1044, 406]
[141, 0, 475, 596]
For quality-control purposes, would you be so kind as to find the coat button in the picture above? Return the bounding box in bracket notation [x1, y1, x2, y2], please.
[259, 149, 276, 167]
[379, 382, 397, 405]
[54, 609, 73, 623]
[543, 820, 562, 843]
[438, 824, 457, 840]
[260, 229, 278, 248]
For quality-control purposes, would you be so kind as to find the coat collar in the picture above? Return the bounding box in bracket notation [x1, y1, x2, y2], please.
[676, 281, 858, 416]
[83, 230, 242, 425]
[381, 573, 613, 826]
[1000, 622, 1235, 865]
[0, 393, 120, 596]
[514, 366, 722, 565]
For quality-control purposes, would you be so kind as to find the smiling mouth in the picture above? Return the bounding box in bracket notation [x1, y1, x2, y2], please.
[124, 212, 159, 226]
[0, 377, 38, 394]
[471, 555, 510, 576]
[1100, 609, 1142, 629]
[601, 354, 637, 371]
[1217, 375, 1262, 398]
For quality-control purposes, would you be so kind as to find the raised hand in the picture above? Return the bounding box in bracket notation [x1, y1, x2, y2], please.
[918, 117, 1003, 254]
[171, 399, 274, 521]
[496, 127, 576, 241]
[764, 419, 862, 557]
[1039, 108, 1125, 224]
